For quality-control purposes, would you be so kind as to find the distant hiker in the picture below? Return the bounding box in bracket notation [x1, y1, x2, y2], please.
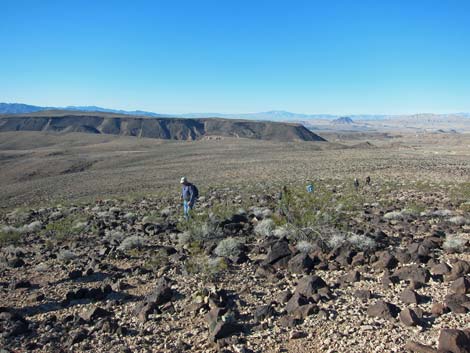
[354, 178, 359, 190]
[306, 181, 314, 193]
[180, 177, 199, 219]
[365, 176, 371, 185]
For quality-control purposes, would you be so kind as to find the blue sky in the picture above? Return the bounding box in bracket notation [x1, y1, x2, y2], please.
[1, 0, 470, 114]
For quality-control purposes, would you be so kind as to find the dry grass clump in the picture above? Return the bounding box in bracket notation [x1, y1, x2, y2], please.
[296, 240, 314, 254]
[326, 231, 377, 251]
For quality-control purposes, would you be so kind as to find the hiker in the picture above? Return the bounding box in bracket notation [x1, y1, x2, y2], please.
[354, 178, 359, 190]
[365, 176, 371, 185]
[306, 181, 314, 193]
[180, 177, 199, 219]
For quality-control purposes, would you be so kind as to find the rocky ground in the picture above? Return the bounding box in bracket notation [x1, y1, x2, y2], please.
[1, 180, 470, 353]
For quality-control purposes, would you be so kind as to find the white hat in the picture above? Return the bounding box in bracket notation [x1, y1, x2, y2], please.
[180, 176, 187, 184]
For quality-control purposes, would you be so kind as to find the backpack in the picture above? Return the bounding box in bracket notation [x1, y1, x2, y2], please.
[191, 184, 199, 200]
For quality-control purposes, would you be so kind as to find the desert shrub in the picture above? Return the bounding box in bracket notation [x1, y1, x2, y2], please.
[273, 223, 312, 241]
[35, 263, 50, 272]
[184, 244, 228, 282]
[272, 225, 291, 238]
[448, 216, 468, 226]
[214, 237, 244, 258]
[72, 221, 87, 231]
[459, 201, 470, 212]
[443, 235, 467, 253]
[383, 211, 403, 220]
[252, 207, 272, 219]
[404, 202, 426, 215]
[207, 257, 228, 273]
[178, 232, 192, 247]
[142, 213, 162, 224]
[325, 230, 377, 251]
[400, 208, 419, 217]
[296, 240, 314, 254]
[57, 249, 77, 262]
[144, 248, 169, 270]
[431, 209, 454, 217]
[254, 219, 275, 237]
[212, 203, 243, 220]
[160, 207, 172, 217]
[450, 182, 470, 206]
[178, 210, 224, 244]
[123, 212, 136, 221]
[326, 232, 346, 249]
[189, 221, 223, 243]
[118, 236, 146, 251]
[348, 233, 377, 251]
[273, 183, 365, 230]
[6, 209, 30, 224]
[42, 215, 87, 240]
[23, 221, 42, 232]
[105, 230, 126, 245]
[0, 226, 22, 245]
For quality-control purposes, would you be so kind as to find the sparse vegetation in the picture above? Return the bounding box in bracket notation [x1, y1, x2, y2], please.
[214, 237, 244, 258]
[254, 219, 275, 237]
[448, 216, 468, 226]
[443, 235, 467, 253]
[183, 243, 228, 282]
[57, 249, 77, 262]
[0, 226, 22, 245]
[41, 215, 88, 240]
[296, 240, 314, 254]
[118, 236, 146, 251]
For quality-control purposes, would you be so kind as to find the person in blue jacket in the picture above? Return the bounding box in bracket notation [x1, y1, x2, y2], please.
[180, 177, 199, 219]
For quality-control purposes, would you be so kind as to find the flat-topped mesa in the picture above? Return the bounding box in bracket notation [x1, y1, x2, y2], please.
[0, 111, 326, 142]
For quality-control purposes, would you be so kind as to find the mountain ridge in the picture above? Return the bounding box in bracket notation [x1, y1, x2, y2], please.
[0, 110, 326, 142]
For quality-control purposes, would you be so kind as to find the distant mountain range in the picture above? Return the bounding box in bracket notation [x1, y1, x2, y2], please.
[0, 103, 168, 118]
[1, 102, 470, 121]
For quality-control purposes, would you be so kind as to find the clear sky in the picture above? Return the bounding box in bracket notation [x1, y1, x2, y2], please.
[1, 0, 470, 115]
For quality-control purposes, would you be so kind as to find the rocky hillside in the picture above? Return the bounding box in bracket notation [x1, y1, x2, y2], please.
[0, 111, 326, 142]
[1, 181, 469, 352]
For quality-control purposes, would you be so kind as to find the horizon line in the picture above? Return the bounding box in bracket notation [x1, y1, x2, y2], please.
[1, 101, 470, 117]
